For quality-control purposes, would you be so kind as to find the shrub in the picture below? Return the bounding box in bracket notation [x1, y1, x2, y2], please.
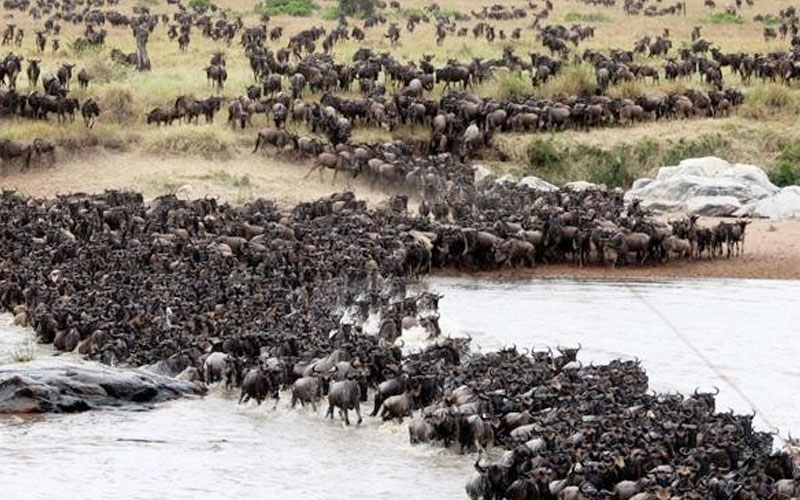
[493, 70, 535, 99]
[662, 134, 730, 166]
[769, 143, 800, 186]
[709, 11, 743, 24]
[606, 80, 644, 99]
[563, 11, 609, 22]
[339, 0, 376, 16]
[538, 62, 596, 99]
[527, 138, 564, 172]
[256, 0, 317, 17]
[321, 6, 342, 19]
[189, 0, 211, 11]
[585, 145, 634, 188]
[741, 83, 798, 118]
[100, 87, 136, 124]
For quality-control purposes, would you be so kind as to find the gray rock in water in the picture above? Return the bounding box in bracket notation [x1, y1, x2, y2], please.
[0, 365, 205, 413]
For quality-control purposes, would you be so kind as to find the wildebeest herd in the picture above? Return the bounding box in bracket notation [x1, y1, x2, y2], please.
[2, 0, 800, 497]
[0, 152, 793, 499]
[6, 0, 800, 174]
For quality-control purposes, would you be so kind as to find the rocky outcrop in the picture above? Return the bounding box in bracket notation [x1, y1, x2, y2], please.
[627, 157, 784, 217]
[0, 364, 205, 413]
[736, 186, 800, 219]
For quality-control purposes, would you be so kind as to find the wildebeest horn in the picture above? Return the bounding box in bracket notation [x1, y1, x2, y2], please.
[396, 339, 405, 347]
[712, 386, 720, 395]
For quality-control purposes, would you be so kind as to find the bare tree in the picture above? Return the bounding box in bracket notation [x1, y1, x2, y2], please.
[134, 25, 151, 71]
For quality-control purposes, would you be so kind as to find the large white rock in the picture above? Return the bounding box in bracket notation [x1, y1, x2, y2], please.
[737, 186, 800, 219]
[517, 175, 558, 191]
[627, 157, 780, 216]
[495, 173, 517, 185]
[472, 164, 493, 184]
[686, 196, 742, 217]
[564, 181, 605, 191]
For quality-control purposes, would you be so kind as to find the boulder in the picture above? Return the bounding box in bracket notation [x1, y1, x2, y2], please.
[627, 157, 780, 215]
[564, 181, 604, 191]
[0, 364, 206, 414]
[517, 175, 558, 191]
[737, 186, 800, 219]
[495, 173, 516, 185]
[472, 164, 493, 184]
[686, 196, 742, 217]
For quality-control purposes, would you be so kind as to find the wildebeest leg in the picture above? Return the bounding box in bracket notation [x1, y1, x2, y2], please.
[326, 402, 334, 419]
[355, 403, 362, 424]
[331, 168, 338, 185]
[252, 136, 261, 153]
[343, 407, 350, 425]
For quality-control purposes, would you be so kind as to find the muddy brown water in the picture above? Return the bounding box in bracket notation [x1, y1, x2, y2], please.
[1, 278, 798, 499]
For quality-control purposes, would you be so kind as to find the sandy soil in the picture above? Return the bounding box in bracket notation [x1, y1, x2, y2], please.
[2, 152, 799, 280]
[0, 150, 391, 208]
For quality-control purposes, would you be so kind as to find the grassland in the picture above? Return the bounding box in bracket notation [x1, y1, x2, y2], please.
[3, 0, 800, 191]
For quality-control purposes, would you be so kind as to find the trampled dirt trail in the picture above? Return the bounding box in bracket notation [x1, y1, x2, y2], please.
[1, 150, 390, 207]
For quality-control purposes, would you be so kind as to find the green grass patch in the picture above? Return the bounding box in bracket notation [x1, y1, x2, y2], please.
[196, 170, 253, 187]
[537, 62, 597, 99]
[489, 70, 535, 100]
[741, 84, 799, 118]
[709, 12, 744, 24]
[769, 143, 800, 186]
[255, 0, 317, 17]
[523, 134, 731, 188]
[563, 11, 609, 22]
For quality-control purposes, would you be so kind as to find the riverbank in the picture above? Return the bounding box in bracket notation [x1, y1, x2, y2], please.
[4, 151, 799, 281]
[439, 218, 800, 281]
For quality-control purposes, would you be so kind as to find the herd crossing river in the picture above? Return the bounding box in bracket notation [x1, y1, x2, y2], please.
[1, 277, 797, 500]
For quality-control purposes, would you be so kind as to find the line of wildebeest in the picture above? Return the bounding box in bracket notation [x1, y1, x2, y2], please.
[1, 142, 795, 499]
[8, 0, 800, 171]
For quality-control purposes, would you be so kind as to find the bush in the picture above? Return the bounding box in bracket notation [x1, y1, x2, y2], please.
[189, 0, 211, 11]
[606, 80, 644, 99]
[256, 0, 317, 17]
[563, 11, 609, 22]
[741, 84, 798, 118]
[661, 134, 730, 166]
[493, 70, 535, 100]
[527, 138, 564, 172]
[321, 6, 341, 19]
[709, 12, 743, 24]
[585, 145, 634, 188]
[339, 0, 376, 16]
[769, 143, 800, 186]
[538, 62, 597, 99]
[100, 87, 136, 124]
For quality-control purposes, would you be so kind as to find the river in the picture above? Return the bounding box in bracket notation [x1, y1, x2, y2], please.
[1, 278, 798, 500]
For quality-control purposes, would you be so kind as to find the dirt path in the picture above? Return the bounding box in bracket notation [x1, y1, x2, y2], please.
[3, 151, 799, 280]
[1, 150, 390, 207]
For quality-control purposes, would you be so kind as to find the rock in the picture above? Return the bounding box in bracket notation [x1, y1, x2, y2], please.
[631, 178, 653, 191]
[686, 196, 743, 217]
[517, 175, 558, 191]
[627, 157, 780, 214]
[495, 174, 517, 185]
[472, 164, 493, 184]
[564, 181, 604, 191]
[0, 365, 205, 414]
[175, 184, 194, 200]
[738, 186, 800, 219]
